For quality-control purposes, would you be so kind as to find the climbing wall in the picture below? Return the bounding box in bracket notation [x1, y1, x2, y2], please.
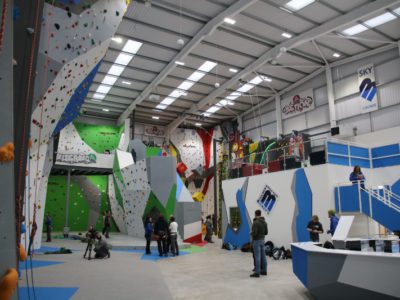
[108, 175, 127, 233]
[74, 176, 102, 227]
[26, 0, 129, 249]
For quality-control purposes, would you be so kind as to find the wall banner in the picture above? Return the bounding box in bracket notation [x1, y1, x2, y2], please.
[281, 89, 314, 119]
[358, 63, 378, 113]
[144, 125, 165, 137]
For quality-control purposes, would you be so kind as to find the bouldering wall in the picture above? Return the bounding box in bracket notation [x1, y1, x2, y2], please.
[25, 0, 129, 249]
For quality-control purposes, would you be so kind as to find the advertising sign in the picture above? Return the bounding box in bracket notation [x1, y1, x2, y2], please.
[281, 89, 314, 119]
[358, 63, 378, 113]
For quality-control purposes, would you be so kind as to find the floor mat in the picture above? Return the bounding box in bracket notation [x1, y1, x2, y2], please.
[19, 287, 78, 300]
[20, 260, 64, 270]
[140, 251, 189, 261]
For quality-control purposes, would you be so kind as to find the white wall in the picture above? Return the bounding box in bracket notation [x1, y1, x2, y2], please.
[242, 49, 400, 146]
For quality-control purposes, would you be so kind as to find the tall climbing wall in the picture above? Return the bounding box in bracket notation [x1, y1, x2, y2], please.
[170, 126, 224, 218]
[108, 174, 127, 233]
[26, 0, 129, 249]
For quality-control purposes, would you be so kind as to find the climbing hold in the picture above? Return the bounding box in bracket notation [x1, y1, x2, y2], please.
[54, 23, 60, 30]
[19, 244, 27, 261]
[0, 268, 18, 300]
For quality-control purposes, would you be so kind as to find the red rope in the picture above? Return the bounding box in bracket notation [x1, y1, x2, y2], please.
[0, 0, 7, 53]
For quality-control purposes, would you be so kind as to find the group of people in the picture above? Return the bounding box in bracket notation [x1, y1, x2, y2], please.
[307, 210, 339, 242]
[144, 214, 179, 257]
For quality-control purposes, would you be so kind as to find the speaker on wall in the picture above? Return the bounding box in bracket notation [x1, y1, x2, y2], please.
[331, 126, 340, 136]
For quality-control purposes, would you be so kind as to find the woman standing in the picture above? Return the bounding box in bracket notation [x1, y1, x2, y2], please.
[144, 216, 153, 255]
[349, 165, 366, 188]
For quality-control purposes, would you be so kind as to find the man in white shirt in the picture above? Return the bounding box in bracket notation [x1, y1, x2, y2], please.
[169, 216, 179, 256]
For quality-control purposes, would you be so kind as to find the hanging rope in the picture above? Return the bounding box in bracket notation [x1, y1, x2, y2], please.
[0, 0, 8, 53]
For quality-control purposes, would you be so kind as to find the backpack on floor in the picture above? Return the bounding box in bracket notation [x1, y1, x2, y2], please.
[265, 241, 274, 256]
[241, 242, 252, 252]
[272, 248, 283, 260]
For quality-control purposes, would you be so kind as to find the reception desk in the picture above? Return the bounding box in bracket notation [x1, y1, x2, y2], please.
[291, 242, 400, 300]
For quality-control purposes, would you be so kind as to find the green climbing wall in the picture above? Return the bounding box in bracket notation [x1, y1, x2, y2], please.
[74, 121, 124, 153]
[45, 175, 118, 232]
[146, 147, 162, 157]
[143, 184, 177, 221]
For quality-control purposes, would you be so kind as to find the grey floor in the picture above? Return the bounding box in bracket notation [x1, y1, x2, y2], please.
[20, 238, 313, 300]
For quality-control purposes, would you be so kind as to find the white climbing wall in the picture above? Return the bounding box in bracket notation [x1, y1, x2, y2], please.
[108, 175, 127, 234]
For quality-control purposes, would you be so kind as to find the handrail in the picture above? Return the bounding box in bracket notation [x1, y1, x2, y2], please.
[382, 187, 400, 202]
[361, 187, 400, 213]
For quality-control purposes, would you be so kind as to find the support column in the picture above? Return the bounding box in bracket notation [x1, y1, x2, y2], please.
[275, 94, 283, 138]
[0, 1, 18, 298]
[64, 168, 71, 237]
[326, 66, 337, 128]
[213, 138, 218, 235]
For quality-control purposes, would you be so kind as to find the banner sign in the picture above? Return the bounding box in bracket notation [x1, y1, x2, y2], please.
[358, 63, 378, 113]
[144, 125, 165, 137]
[56, 153, 97, 164]
[281, 89, 314, 119]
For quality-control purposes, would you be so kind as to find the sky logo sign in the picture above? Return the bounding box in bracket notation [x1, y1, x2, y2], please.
[257, 185, 277, 214]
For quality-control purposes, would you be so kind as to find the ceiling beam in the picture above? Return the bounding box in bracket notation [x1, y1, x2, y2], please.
[166, 0, 400, 131]
[118, 0, 259, 124]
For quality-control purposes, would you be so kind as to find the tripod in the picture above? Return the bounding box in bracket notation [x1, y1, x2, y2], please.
[83, 239, 95, 260]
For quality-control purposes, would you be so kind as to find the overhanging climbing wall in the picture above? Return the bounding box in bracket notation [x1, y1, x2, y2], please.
[26, 0, 129, 249]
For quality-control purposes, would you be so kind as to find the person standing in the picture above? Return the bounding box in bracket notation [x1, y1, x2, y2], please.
[103, 210, 111, 238]
[307, 215, 324, 242]
[144, 216, 153, 255]
[155, 215, 168, 257]
[169, 216, 179, 256]
[204, 215, 214, 243]
[45, 213, 52, 242]
[250, 210, 268, 278]
[327, 210, 339, 236]
[349, 165, 365, 188]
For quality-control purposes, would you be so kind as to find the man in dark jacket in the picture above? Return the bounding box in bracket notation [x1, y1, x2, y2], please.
[250, 210, 268, 278]
[154, 215, 169, 256]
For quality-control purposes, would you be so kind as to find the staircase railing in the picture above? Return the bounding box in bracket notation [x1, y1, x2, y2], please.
[361, 186, 400, 214]
[383, 187, 400, 203]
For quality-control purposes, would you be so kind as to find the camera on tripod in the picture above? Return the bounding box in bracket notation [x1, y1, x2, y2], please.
[83, 226, 97, 260]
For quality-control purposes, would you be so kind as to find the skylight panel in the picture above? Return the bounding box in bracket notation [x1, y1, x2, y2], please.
[156, 104, 167, 110]
[364, 12, 396, 28]
[206, 106, 221, 114]
[96, 85, 111, 94]
[285, 0, 315, 11]
[237, 84, 254, 93]
[187, 71, 205, 82]
[122, 40, 142, 54]
[198, 61, 217, 73]
[108, 65, 125, 76]
[161, 97, 176, 105]
[93, 93, 105, 100]
[115, 53, 134, 66]
[101, 75, 118, 86]
[178, 81, 195, 91]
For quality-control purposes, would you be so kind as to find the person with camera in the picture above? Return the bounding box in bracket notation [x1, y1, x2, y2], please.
[154, 214, 168, 257]
[94, 232, 111, 259]
[83, 225, 97, 260]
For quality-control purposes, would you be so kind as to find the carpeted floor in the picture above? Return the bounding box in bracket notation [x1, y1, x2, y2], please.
[19, 238, 312, 300]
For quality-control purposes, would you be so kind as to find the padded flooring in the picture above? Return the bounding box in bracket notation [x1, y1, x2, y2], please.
[19, 238, 312, 300]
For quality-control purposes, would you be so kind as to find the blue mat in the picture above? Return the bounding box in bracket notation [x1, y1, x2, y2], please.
[111, 249, 144, 253]
[140, 251, 189, 261]
[21, 260, 64, 270]
[19, 287, 78, 300]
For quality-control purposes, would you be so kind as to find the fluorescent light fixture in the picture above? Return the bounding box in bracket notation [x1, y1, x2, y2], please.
[178, 81, 195, 91]
[364, 12, 396, 28]
[122, 81, 131, 85]
[152, 116, 160, 120]
[175, 61, 185, 66]
[101, 75, 118, 86]
[96, 85, 111, 94]
[206, 106, 221, 114]
[342, 24, 368, 36]
[108, 64, 125, 76]
[187, 71, 205, 82]
[198, 61, 217, 73]
[161, 97, 176, 105]
[229, 68, 238, 73]
[282, 32, 292, 39]
[156, 104, 167, 110]
[224, 17, 236, 25]
[195, 123, 202, 126]
[102, 108, 110, 112]
[93, 93, 105, 100]
[122, 40, 142, 54]
[111, 37, 123, 43]
[285, 0, 315, 11]
[333, 52, 341, 58]
[115, 53, 134, 66]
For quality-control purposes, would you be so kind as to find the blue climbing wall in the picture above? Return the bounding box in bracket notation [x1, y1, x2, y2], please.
[293, 169, 313, 242]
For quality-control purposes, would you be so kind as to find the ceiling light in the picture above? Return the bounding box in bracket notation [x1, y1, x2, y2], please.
[152, 116, 160, 120]
[178, 81, 195, 91]
[333, 52, 341, 58]
[198, 61, 217, 72]
[342, 24, 368, 36]
[102, 75, 118, 86]
[122, 40, 142, 54]
[224, 17, 236, 25]
[285, 0, 315, 11]
[364, 12, 396, 28]
[122, 81, 131, 85]
[229, 68, 238, 73]
[282, 32, 292, 39]
[195, 123, 202, 126]
[96, 85, 111, 94]
[93, 93, 105, 100]
[161, 97, 176, 105]
[111, 37, 123, 43]
[108, 65, 125, 76]
[175, 61, 185, 66]
[102, 108, 110, 112]
[156, 104, 167, 110]
[115, 53, 134, 66]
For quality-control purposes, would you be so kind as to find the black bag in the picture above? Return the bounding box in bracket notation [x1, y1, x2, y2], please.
[265, 241, 274, 256]
[241, 242, 252, 252]
[323, 241, 335, 249]
[272, 248, 283, 260]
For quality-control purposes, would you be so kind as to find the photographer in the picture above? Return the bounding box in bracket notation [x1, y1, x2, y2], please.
[94, 233, 111, 259]
[83, 225, 97, 260]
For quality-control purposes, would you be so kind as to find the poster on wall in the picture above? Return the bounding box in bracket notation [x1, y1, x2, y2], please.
[358, 63, 378, 114]
[281, 89, 314, 119]
[144, 125, 165, 137]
